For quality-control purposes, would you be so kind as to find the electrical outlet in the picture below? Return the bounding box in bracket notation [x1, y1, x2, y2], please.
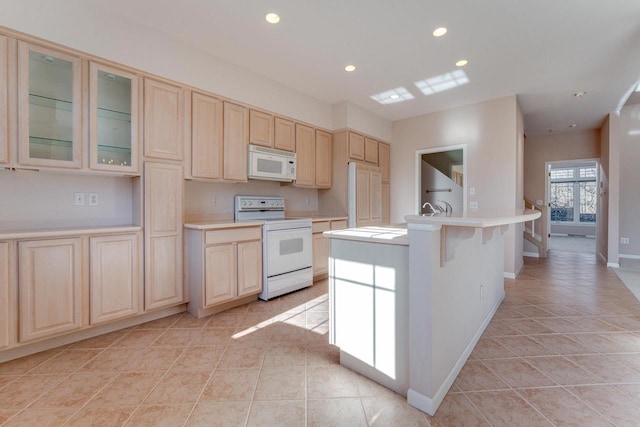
[74, 192, 85, 206]
[88, 193, 98, 206]
[621, 237, 630, 244]
[536, 199, 543, 206]
[211, 196, 216, 206]
[469, 187, 476, 195]
[469, 201, 478, 210]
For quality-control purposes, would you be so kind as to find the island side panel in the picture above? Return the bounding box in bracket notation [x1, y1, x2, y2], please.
[328, 238, 409, 394]
[407, 223, 506, 415]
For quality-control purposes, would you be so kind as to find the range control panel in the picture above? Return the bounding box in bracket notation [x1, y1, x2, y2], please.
[235, 195, 285, 212]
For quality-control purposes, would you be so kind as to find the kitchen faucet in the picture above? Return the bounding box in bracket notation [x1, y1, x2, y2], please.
[422, 202, 443, 214]
[438, 200, 453, 215]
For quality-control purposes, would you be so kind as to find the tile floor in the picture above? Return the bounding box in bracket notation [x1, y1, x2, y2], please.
[1, 251, 640, 426]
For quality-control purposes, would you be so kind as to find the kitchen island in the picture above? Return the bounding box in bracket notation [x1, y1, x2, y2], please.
[324, 209, 540, 415]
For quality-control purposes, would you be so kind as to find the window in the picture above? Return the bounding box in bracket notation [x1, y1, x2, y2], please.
[550, 165, 597, 224]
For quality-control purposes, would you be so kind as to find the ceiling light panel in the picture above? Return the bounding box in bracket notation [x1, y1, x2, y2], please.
[370, 87, 415, 104]
[455, 59, 468, 67]
[415, 70, 469, 96]
[344, 65, 356, 72]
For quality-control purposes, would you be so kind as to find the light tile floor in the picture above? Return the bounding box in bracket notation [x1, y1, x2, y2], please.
[1, 252, 640, 426]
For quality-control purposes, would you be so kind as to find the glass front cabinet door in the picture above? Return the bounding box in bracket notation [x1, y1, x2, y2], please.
[89, 62, 139, 173]
[18, 42, 82, 168]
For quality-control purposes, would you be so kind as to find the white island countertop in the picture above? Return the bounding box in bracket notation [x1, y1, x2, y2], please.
[405, 209, 541, 228]
[324, 225, 408, 245]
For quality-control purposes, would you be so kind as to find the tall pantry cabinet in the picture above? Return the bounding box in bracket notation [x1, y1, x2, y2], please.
[143, 77, 186, 311]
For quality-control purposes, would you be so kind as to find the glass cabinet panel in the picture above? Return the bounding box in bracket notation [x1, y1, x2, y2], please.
[18, 42, 82, 168]
[90, 62, 139, 173]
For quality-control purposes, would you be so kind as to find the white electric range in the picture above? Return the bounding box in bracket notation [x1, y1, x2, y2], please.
[234, 195, 313, 300]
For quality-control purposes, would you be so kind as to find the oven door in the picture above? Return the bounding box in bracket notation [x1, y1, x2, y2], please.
[265, 228, 312, 277]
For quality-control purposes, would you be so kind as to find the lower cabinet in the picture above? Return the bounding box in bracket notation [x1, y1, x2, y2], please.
[18, 238, 83, 343]
[186, 225, 263, 317]
[312, 219, 347, 280]
[90, 233, 141, 325]
[0, 242, 11, 350]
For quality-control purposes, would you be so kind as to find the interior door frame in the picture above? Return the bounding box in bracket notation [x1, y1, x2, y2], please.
[415, 144, 467, 214]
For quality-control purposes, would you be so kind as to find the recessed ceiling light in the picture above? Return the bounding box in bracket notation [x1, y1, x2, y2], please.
[573, 91, 586, 97]
[265, 12, 280, 24]
[455, 59, 468, 67]
[432, 27, 448, 37]
[344, 65, 356, 72]
[569, 124, 577, 128]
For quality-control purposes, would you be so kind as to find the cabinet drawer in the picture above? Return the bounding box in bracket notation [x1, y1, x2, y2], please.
[205, 227, 262, 245]
[331, 220, 348, 230]
[312, 221, 330, 233]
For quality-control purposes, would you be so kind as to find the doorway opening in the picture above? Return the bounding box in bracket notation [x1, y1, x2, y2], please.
[415, 145, 466, 214]
[546, 160, 598, 254]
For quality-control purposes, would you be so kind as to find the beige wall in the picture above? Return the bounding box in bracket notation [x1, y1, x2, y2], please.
[523, 129, 601, 204]
[391, 96, 522, 275]
[0, 0, 334, 130]
[332, 101, 393, 142]
[607, 113, 621, 266]
[598, 118, 610, 261]
[618, 103, 640, 257]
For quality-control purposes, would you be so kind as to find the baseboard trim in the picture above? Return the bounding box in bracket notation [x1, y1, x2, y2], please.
[607, 262, 620, 268]
[619, 254, 640, 260]
[503, 272, 516, 279]
[408, 291, 505, 415]
[523, 251, 539, 258]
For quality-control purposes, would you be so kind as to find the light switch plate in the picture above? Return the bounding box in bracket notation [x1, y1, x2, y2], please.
[536, 199, 543, 206]
[469, 187, 476, 195]
[89, 193, 98, 206]
[469, 201, 478, 210]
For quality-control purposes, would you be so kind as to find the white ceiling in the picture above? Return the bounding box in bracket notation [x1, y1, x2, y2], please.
[93, 0, 640, 136]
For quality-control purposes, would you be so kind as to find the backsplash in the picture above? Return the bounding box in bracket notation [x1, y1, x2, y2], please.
[185, 180, 319, 221]
[0, 170, 135, 229]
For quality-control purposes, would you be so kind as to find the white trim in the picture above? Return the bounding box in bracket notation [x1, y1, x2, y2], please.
[619, 254, 640, 260]
[523, 251, 540, 258]
[504, 272, 516, 279]
[415, 144, 467, 215]
[607, 262, 620, 268]
[407, 292, 504, 415]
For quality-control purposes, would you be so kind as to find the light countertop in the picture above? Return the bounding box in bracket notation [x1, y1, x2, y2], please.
[0, 225, 142, 240]
[324, 225, 408, 246]
[405, 209, 541, 228]
[184, 221, 264, 230]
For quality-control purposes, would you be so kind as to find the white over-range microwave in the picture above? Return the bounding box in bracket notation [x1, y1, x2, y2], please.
[247, 144, 297, 182]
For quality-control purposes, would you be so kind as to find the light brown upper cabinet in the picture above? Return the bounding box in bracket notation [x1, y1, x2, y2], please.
[0, 36, 7, 165]
[348, 132, 365, 161]
[17, 41, 82, 169]
[191, 92, 223, 179]
[379, 142, 390, 182]
[381, 181, 390, 224]
[249, 109, 273, 148]
[274, 116, 295, 152]
[365, 137, 379, 165]
[144, 78, 184, 161]
[223, 101, 248, 182]
[294, 123, 315, 187]
[315, 129, 332, 188]
[89, 62, 140, 174]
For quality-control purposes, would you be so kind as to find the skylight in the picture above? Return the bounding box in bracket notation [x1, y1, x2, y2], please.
[370, 87, 415, 104]
[414, 70, 469, 96]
